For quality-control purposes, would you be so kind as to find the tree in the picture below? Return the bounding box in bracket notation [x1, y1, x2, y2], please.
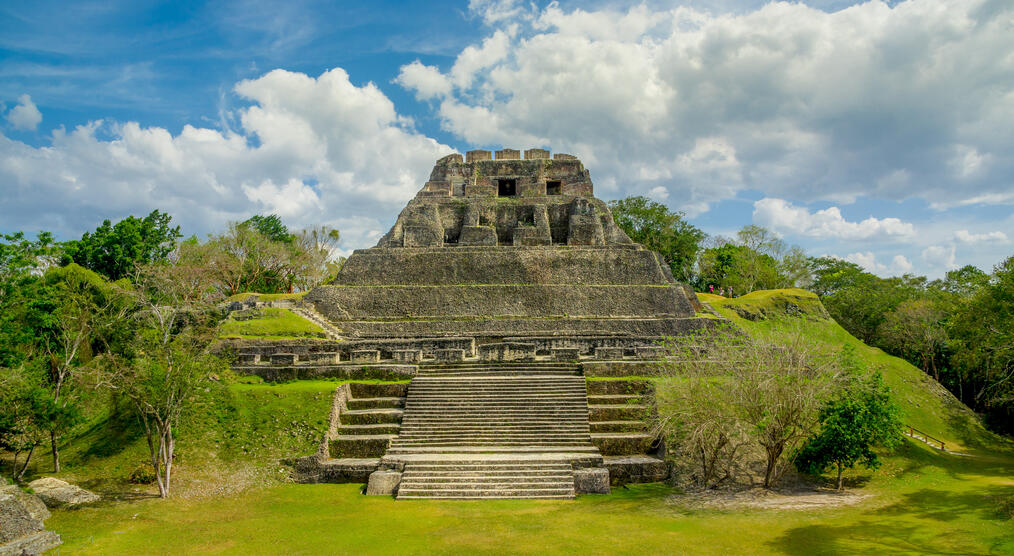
[794, 371, 902, 489]
[244, 214, 292, 244]
[63, 210, 182, 280]
[608, 196, 705, 283]
[947, 255, 1014, 433]
[289, 226, 344, 291]
[660, 325, 845, 488]
[93, 261, 225, 497]
[878, 299, 948, 380]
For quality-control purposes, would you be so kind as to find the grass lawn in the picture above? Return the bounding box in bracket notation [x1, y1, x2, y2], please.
[218, 307, 325, 339]
[45, 440, 1014, 555]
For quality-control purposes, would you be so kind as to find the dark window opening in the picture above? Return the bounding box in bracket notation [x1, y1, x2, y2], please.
[546, 180, 562, 195]
[497, 179, 517, 197]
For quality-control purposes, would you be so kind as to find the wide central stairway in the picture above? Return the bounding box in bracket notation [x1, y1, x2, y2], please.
[383, 363, 603, 500]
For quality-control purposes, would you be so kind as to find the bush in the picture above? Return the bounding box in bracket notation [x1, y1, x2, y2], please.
[128, 462, 157, 484]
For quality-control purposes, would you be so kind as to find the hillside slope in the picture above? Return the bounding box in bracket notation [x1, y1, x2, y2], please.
[698, 288, 1002, 453]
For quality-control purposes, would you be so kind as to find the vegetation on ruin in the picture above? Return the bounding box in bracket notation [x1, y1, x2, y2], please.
[218, 307, 325, 339]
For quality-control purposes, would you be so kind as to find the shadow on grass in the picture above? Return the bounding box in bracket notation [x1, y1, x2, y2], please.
[768, 520, 991, 556]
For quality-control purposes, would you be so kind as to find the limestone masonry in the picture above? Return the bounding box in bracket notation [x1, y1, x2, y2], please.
[238, 150, 723, 499]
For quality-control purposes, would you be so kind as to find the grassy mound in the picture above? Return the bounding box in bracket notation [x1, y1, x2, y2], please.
[699, 289, 1002, 453]
[219, 307, 325, 340]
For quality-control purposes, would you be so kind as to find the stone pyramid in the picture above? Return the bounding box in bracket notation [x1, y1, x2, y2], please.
[304, 148, 711, 354]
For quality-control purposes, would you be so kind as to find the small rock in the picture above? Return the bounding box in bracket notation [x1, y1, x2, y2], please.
[26, 478, 100, 509]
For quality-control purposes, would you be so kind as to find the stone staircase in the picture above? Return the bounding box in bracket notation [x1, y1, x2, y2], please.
[398, 458, 577, 499]
[384, 365, 602, 499]
[291, 306, 344, 340]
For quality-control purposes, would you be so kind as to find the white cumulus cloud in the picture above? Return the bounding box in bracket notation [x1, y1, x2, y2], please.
[954, 229, 1009, 244]
[753, 198, 915, 241]
[5, 94, 42, 131]
[921, 244, 958, 270]
[844, 251, 915, 276]
[0, 68, 452, 244]
[397, 0, 1014, 215]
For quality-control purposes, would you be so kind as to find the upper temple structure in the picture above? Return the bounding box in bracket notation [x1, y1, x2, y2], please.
[236, 149, 724, 500]
[304, 148, 707, 342]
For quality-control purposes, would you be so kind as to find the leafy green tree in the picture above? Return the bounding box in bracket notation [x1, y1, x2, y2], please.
[794, 371, 902, 489]
[93, 260, 226, 497]
[948, 255, 1014, 433]
[878, 299, 948, 380]
[63, 210, 182, 280]
[608, 196, 705, 282]
[244, 214, 292, 244]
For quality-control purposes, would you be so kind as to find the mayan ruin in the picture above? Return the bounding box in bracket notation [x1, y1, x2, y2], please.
[223, 149, 721, 499]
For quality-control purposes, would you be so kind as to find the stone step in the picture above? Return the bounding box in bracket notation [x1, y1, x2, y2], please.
[340, 409, 403, 425]
[586, 394, 644, 405]
[387, 446, 600, 454]
[347, 397, 405, 410]
[399, 480, 571, 489]
[339, 423, 402, 435]
[349, 382, 409, 398]
[397, 492, 574, 500]
[590, 420, 648, 433]
[329, 434, 395, 458]
[590, 433, 657, 456]
[588, 405, 651, 421]
[402, 471, 572, 479]
[586, 379, 655, 396]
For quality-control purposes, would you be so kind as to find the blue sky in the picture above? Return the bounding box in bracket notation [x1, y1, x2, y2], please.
[1, 0, 1012, 278]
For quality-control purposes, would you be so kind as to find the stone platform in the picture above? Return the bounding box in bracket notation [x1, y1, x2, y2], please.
[276, 149, 721, 498]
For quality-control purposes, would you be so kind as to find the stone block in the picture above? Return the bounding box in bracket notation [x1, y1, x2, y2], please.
[464, 183, 496, 197]
[524, 148, 550, 160]
[270, 353, 297, 365]
[512, 225, 551, 246]
[478, 342, 536, 362]
[495, 148, 520, 160]
[305, 352, 339, 364]
[437, 153, 464, 165]
[573, 468, 610, 494]
[604, 456, 668, 485]
[351, 350, 380, 363]
[466, 150, 492, 162]
[391, 349, 422, 363]
[237, 353, 260, 365]
[594, 347, 625, 360]
[459, 225, 498, 246]
[433, 348, 465, 362]
[552, 347, 580, 361]
[567, 214, 605, 245]
[365, 470, 402, 496]
[403, 225, 443, 247]
[635, 346, 666, 359]
[553, 153, 578, 160]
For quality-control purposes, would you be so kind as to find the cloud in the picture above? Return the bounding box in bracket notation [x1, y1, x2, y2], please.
[921, 244, 958, 269]
[394, 61, 452, 100]
[5, 94, 42, 130]
[397, 0, 1014, 214]
[0, 68, 452, 244]
[753, 198, 915, 241]
[844, 251, 914, 276]
[954, 229, 1009, 244]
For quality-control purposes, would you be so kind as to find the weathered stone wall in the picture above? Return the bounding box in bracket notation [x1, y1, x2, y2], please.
[331, 246, 671, 286]
[329, 316, 720, 340]
[308, 284, 695, 321]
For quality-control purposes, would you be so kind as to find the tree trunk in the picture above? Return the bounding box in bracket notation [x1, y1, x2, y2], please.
[17, 443, 36, 481]
[836, 463, 844, 490]
[50, 430, 60, 473]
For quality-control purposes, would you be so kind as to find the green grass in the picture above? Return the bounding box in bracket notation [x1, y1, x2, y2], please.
[218, 307, 325, 339]
[700, 289, 1004, 454]
[44, 441, 1014, 554]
